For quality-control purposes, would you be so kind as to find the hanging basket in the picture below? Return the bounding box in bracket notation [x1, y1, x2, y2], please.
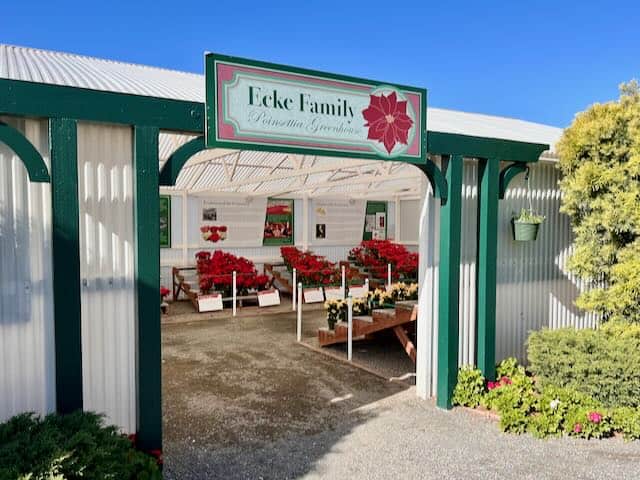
[511, 219, 540, 241]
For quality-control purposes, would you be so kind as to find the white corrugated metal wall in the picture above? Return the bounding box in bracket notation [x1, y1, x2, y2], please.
[77, 122, 136, 433]
[0, 116, 55, 422]
[418, 158, 597, 397]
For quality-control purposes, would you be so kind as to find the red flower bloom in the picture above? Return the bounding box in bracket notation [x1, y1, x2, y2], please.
[573, 423, 582, 433]
[160, 286, 170, 299]
[362, 91, 413, 154]
[588, 411, 602, 424]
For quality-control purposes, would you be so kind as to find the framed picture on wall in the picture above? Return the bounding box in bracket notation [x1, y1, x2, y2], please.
[263, 198, 294, 246]
[159, 195, 171, 248]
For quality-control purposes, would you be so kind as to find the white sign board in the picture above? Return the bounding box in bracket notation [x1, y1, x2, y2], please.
[198, 293, 223, 312]
[303, 287, 325, 304]
[348, 285, 368, 299]
[200, 196, 267, 247]
[258, 289, 281, 307]
[324, 286, 345, 300]
[313, 199, 366, 244]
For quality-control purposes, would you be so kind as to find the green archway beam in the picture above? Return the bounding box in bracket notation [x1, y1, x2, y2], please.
[159, 135, 206, 186]
[427, 131, 548, 163]
[416, 159, 448, 204]
[499, 162, 528, 199]
[0, 120, 50, 182]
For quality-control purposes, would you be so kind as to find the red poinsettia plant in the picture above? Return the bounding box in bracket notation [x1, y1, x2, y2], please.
[200, 225, 228, 243]
[280, 246, 340, 286]
[160, 286, 170, 300]
[362, 91, 413, 154]
[195, 250, 269, 296]
[349, 240, 418, 280]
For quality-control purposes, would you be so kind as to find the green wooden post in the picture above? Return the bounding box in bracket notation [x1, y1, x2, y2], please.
[476, 157, 500, 380]
[134, 125, 162, 451]
[50, 118, 83, 414]
[436, 154, 463, 409]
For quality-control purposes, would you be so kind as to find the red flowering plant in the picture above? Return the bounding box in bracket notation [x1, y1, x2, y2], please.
[160, 286, 170, 301]
[200, 225, 228, 243]
[195, 250, 269, 296]
[279, 246, 340, 286]
[348, 240, 418, 281]
[362, 91, 414, 155]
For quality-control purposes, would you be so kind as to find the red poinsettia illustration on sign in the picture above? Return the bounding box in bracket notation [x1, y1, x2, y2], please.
[362, 91, 414, 154]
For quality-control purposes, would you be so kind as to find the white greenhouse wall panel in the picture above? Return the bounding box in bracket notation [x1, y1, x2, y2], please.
[0, 117, 55, 422]
[494, 162, 598, 363]
[77, 123, 136, 433]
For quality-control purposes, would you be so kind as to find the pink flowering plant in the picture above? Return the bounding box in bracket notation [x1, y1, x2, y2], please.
[452, 358, 633, 440]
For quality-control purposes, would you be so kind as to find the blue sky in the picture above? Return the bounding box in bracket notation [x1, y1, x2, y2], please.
[3, 1, 639, 127]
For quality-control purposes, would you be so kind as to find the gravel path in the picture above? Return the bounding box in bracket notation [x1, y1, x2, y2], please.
[162, 304, 640, 479]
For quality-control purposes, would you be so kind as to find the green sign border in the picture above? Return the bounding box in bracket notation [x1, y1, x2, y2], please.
[205, 52, 427, 164]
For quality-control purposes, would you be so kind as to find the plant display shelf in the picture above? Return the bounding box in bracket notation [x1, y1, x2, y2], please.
[172, 265, 274, 312]
[318, 301, 417, 363]
[264, 262, 293, 295]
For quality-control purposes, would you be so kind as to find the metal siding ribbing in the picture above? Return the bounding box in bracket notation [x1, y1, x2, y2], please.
[0, 117, 55, 422]
[77, 123, 136, 433]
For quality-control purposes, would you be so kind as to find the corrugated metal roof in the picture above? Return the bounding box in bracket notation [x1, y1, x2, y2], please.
[2, 44, 564, 198]
[0, 44, 563, 149]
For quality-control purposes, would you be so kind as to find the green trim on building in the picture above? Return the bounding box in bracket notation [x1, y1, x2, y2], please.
[159, 136, 206, 186]
[0, 120, 50, 182]
[428, 131, 548, 162]
[476, 158, 501, 381]
[436, 155, 463, 409]
[416, 159, 448, 204]
[50, 118, 83, 414]
[134, 126, 163, 451]
[499, 162, 528, 199]
[0, 78, 203, 133]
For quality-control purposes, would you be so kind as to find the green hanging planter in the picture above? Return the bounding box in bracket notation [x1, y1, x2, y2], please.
[511, 219, 540, 241]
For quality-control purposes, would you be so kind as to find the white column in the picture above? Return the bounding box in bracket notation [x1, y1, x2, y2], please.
[292, 267, 297, 311]
[182, 191, 188, 265]
[387, 263, 392, 290]
[347, 294, 353, 361]
[416, 165, 439, 399]
[302, 193, 309, 251]
[232, 271, 237, 317]
[395, 196, 401, 242]
[296, 282, 303, 342]
[341, 265, 346, 297]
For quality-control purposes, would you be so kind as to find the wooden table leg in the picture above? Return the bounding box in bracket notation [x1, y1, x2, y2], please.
[393, 325, 417, 364]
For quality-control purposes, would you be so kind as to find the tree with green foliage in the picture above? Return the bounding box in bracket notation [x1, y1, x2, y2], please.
[557, 81, 640, 322]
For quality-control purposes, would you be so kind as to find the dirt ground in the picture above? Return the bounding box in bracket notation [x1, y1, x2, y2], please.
[162, 301, 409, 476]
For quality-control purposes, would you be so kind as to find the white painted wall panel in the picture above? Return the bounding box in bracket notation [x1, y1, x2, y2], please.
[77, 123, 136, 433]
[0, 117, 55, 422]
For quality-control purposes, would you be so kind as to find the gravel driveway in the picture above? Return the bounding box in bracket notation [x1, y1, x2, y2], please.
[162, 305, 640, 479]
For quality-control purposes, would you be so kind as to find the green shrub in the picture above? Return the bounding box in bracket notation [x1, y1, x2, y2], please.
[452, 366, 485, 408]
[612, 407, 640, 441]
[0, 411, 161, 480]
[492, 374, 536, 434]
[527, 323, 640, 407]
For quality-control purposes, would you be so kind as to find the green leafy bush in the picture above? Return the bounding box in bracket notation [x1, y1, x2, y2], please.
[453, 358, 640, 441]
[612, 407, 640, 441]
[527, 323, 640, 407]
[452, 366, 485, 408]
[0, 411, 161, 480]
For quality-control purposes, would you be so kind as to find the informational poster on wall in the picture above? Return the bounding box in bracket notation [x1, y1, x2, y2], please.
[314, 199, 366, 244]
[263, 198, 294, 246]
[363, 201, 387, 240]
[159, 195, 171, 248]
[200, 196, 267, 247]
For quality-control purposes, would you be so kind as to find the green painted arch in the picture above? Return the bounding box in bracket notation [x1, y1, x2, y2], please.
[0, 120, 50, 182]
[416, 159, 448, 205]
[499, 162, 528, 199]
[159, 136, 206, 186]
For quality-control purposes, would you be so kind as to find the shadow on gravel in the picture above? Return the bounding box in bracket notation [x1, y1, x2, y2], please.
[161, 303, 408, 479]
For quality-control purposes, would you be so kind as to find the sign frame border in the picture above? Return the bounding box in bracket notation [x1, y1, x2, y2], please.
[205, 52, 427, 164]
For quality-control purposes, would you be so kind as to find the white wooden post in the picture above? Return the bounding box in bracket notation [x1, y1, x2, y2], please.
[232, 271, 237, 317]
[387, 263, 392, 290]
[395, 196, 401, 242]
[297, 282, 303, 342]
[347, 294, 353, 361]
[302, 194, 309, 251]
[364, 278, 369, 293]
[341, 265, 346, 298]
[292, 267, 297, 311]
[182, 191, 188, 266]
